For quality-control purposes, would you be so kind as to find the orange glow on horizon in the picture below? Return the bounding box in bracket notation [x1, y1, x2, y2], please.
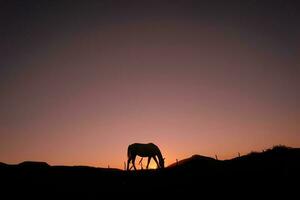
[1, 1, 299, 169]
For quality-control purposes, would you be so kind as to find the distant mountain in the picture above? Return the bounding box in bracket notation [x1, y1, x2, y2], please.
[18, 161, 50, 168]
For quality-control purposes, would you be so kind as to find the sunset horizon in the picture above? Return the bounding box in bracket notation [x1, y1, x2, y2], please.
[1, 0, 299, 170]
[1, 144, 298, 169]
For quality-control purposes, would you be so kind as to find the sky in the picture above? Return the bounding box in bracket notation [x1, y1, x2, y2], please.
[0, 0, 299, 169]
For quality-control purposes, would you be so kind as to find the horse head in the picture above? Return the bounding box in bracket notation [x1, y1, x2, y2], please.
[159, 157, 165, 169]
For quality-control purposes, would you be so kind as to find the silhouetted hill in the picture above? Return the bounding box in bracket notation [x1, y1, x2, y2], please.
[1, 145, 299, 197]
[0, 162, 8, 167]
[167, 154, 223, 177]
[18, 161, 50, 168]
[231, 145, 300, 161]
[168, 154, 218, 168]
[221, 145, 300, 180]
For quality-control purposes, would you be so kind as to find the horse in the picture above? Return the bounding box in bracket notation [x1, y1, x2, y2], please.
[127, 143, 165, 170]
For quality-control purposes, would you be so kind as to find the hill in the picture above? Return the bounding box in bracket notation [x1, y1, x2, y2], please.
[168, 154, 218, 168]
[0, 145, 299, 197]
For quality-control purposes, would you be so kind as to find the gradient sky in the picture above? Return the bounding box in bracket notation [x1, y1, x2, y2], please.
[0, 0, 299, 169]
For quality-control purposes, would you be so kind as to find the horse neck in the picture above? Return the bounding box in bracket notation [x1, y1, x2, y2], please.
[156, 149, 163, 163]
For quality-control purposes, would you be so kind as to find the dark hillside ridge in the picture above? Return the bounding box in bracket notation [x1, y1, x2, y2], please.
[1, 145, 299, 197]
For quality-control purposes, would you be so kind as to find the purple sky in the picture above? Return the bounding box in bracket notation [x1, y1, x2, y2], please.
[0, 0, 299, 168]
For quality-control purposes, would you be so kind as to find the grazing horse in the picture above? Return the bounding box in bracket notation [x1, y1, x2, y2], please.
[127, 143, 165, 170]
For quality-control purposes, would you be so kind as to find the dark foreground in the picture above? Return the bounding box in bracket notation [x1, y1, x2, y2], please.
[1, 146, 299, 198]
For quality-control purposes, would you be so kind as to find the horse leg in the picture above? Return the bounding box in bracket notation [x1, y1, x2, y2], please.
[139, 157, 143, 170]
[132, 156, 137, 170]
[127, 157, 131, 171]
[146, 157, 151, 169]
[153, 156, 160, 169]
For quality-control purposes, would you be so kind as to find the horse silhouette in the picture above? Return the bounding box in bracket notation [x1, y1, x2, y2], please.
[127, 143, 165, 170]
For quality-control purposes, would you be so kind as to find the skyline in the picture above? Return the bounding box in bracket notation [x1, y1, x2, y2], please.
[1, 0, 299, 168]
